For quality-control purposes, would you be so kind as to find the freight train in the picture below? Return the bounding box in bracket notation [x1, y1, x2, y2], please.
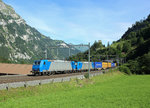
[31, 60, 116, 75]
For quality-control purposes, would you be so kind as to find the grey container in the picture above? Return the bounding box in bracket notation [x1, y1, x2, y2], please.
[48, 60, 72, 72]
[82, 62, 93, 70]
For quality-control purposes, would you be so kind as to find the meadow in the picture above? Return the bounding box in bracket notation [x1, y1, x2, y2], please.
[0, 70, 150, 108]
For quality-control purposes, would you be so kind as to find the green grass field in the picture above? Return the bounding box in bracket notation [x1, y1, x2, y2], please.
[0, 70, 150, 108]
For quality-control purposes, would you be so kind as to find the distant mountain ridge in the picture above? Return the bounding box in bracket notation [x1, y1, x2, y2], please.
[68, 43, 88, 52]
[0, 0, 80, 63]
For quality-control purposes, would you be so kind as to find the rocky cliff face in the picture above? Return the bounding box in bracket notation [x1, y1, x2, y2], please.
[0, 0, 79, 63]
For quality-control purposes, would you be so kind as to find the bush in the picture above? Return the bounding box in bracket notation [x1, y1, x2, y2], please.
[127, 60, 140, 74]
[119, 65, 131, 75]
[138, 52, 150, 74]
[84, 73, 89, 79]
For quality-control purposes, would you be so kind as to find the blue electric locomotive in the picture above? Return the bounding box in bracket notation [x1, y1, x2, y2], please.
[31, 59, 116, 75]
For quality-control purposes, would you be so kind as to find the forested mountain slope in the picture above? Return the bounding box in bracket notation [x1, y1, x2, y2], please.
[69, 14, 150, 74]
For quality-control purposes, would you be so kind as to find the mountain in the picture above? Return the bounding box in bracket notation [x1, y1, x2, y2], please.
[118, 15, 150, 60]
[0, 0, 80, 63]
[68, 43, 88, 52]
[69, 14, 150, 74]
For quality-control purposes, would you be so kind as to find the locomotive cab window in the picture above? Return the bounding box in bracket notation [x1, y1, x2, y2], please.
[33, 61, 37, 65]
[38, 61, 41, 65]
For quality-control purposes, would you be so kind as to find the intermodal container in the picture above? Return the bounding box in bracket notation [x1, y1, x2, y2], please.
[102, 62, 108, 69]
[94, 62, 102, 68]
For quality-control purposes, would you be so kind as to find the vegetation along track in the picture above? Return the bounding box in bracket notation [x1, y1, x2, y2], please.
[0, 70, 105, 84]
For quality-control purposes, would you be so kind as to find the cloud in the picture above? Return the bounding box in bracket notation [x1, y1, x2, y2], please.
[3, 0, 150, 45]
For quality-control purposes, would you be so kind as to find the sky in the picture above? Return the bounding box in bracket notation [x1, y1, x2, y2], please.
[3, 0, 150, 45]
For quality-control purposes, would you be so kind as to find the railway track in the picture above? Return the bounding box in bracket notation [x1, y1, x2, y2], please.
[0, 70, 104, 84]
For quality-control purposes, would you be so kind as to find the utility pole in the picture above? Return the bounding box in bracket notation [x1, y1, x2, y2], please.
[107, 55, 108, 61]
[69, 48, 71, 57]
[45, 45, 47, 59]
[57, 48, 58, 60]
[118, 55, 119, 66]
[88, 42, 90, 78]
[68, 43, 91, 78]
[99, 55, 101, 61]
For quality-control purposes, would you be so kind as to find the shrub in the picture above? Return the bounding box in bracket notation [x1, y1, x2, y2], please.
[119, 65, 131, 75]
[127, 60, 140, 74]
[138, 52, 150, 74]
[84, 73, 89, 79]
